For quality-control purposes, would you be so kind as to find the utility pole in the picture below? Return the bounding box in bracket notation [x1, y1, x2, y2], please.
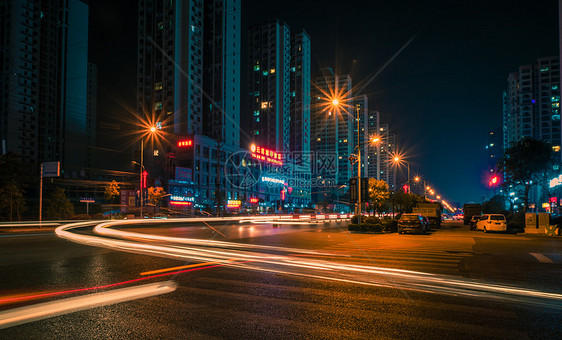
[215, 139, 223, 217]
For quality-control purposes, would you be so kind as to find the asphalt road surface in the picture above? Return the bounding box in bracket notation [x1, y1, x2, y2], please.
[1, 219, 561, 339]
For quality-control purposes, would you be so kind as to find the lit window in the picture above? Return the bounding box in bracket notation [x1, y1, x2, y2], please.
[270, 69, 275, 74]
[261, 102, 269, 109]
[553, 85, 559, 90]
[263, 71, 268, 76]
[154, 150, 159, 156]
[154, 102, 162, 110]
[254, 64, 260, 71]
[552, 96, 560, 102]
[158, 22, 164, 30]
[540, 66, 550, 72]
[254, 110, 260, 116]
[552, 115, 560, 120]
[553, 146, 561, 152]
[317, 138, 321, 141]
[155, 82, 162, 91]
[343, 139, 347, 143]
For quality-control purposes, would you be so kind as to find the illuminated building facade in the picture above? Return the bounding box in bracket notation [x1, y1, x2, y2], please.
[247, 20, 291, 152]
[138, 0, 245, 212]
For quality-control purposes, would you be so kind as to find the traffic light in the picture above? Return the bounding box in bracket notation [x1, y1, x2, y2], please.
[489, 175, 500, 187]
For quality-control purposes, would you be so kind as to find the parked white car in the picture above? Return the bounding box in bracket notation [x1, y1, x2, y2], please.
[476, 214, 507, 233]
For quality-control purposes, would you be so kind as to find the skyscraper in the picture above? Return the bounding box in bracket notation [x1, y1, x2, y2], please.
[203, 0, 240, 148]
[137, 0, 244, 212]
[503, 56, 561, 157]
[0, 0, 94, 176]
[289, 30, 311, 157]
[378, 124, 396, 190]
[311, 70, 353, 202]
[137, 0, 203, 138]
[365, 110, 381, 180]
[247, 20, 291, 152]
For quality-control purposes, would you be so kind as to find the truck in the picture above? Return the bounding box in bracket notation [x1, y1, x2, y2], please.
[412, 202, 442, 228]
[463, 203, 481, 225]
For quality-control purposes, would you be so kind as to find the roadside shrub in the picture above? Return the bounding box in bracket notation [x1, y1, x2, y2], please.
[348, 223, 382, 233]
[382, 219, 398, 232]
[351, 215, 359, 224]
[365, 216, 381, 225]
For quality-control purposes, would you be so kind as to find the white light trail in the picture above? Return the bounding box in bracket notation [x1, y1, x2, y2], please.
[0, 281, 176, 329]
[54, 220, 562, 309]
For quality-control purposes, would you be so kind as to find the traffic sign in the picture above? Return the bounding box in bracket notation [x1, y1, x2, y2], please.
[80, 197, 95, 203]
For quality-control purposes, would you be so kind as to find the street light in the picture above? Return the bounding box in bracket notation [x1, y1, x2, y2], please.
[392, 154, 410, 193]
[330, 96, 380, 223]
[139, 126, 158, 218]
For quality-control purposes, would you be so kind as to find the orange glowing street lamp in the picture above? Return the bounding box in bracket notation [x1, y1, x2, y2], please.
[139, 126, 158, 218]
[392, 154, 411, 193]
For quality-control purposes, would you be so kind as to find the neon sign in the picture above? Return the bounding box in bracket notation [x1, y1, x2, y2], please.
[227, 200, 241, 208]
[250, 144, 283, 165]
[170, 201, 192, 206]
[261, 176, 285, 185]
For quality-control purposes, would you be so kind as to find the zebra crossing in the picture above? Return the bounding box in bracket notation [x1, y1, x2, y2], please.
[316, 233, 476, 275]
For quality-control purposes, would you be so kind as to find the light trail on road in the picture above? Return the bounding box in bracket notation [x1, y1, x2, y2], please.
[54, 219, 562, 310]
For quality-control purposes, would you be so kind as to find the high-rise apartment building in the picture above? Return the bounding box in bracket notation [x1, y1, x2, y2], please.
[503, 56, 561, 157]
[138, 0, 250, 212]
[247, 20, 291, 152]
[137, 0, 203, 139]
[311, 70, 353, 203]
[0, 0, 94, 176]
[289, 30, 311, 157]
[365, 110, 381, 180]
[202, 0, 240, 148]
[378, 124, 396, 190]
[485, 128, 502, 170]
[247, 23, 311, 207]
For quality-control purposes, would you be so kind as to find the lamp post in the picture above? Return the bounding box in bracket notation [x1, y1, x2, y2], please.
[392, 155, 410, 193]
[138, 126, 157, 219]
[330, 96, 380, 224]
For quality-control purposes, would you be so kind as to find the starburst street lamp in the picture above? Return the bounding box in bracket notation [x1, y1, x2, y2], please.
[392, 154, 410, 194]
[329, 95, 380, 223]
[139, 125, 158, 218]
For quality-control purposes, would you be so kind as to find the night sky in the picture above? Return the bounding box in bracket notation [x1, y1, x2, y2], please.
[89, 0, 560, 205]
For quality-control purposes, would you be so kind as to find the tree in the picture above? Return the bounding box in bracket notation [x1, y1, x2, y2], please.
[148, 186, 166, 207]
[392, 191, 423, 214]
[0, 182, 26, 221]
[368, 178, 389, 214]
[482, 195, 506, 214]
[497, 138, 552, 213]
[104, 180, 120, 203]
[45, 188, 74, 220]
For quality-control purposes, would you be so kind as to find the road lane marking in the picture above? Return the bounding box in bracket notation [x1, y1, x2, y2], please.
[140, 259, 235, 276]
[201, 221, 226, 237]
[0, 281, 176, 329]
[530, 253, 554, 263]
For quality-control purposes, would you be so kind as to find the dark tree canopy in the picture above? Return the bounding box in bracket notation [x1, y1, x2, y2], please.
[497, 138, 553, 212]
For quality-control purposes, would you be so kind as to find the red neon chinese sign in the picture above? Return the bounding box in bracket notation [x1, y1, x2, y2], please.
[250, 144, 283, 165]
[249, 197, 259, 204]
[177, 139, 193, 147]
[142, 170, 148, 188]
